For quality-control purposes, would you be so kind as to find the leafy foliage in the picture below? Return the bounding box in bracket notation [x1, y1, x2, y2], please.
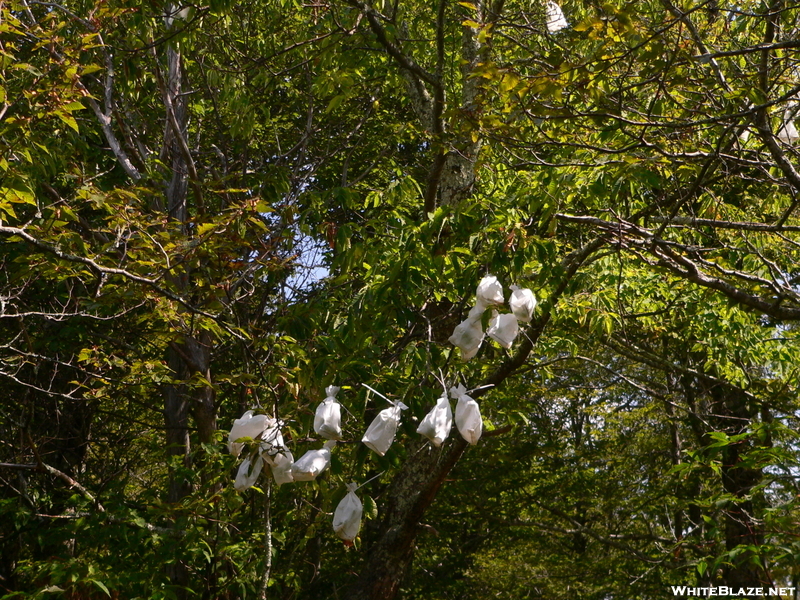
[3, 0, 800, 598]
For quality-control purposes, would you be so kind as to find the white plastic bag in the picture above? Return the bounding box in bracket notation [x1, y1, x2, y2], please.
[509, 285, 536, 323]
[778, 107, 799, 144]
[467, 304, 486, 321]
[332, 482, 363, 545]
[448, 314, 484, 361]
[451, 384, 483, 445]
[416, 395, 453, 447]
[476, 275, 504, 308]
[260, 418, 286, 464]
[546, 1, 569, 32]
[362, 401, 408, 456]
[234, 454, 264, 491]
[314, 385, 342, 440]
[292, 440, 336, 481]
[270, 450, 294, 486]
[228, 410, 269, 457]
[487, 311, 519, 349]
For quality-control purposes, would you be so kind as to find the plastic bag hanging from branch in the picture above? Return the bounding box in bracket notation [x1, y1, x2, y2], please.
[292, 440, 336, 481]
[314, 385, 342, 440]
[361, 385, 409, 456]
[510, 285, 536, 323]
[451, 384, 483, 445]
[476, 275, 504, 308]
[260, 418, 287, 465]
[546, 1, 569, 32]
[260, 419, 293, 484]
[362, 401, 409, 456]
[270, 449, 294, 486]
[778, 105, 800, 144]
[487, 311, 519, 349]
[333, 482, 363, 546]
[448, 310, 484, 361]
[228, 410, 270, 458]
[234, 454, 264, 491]
[416, 394, 453, 447]
[450, 275, 505, 360]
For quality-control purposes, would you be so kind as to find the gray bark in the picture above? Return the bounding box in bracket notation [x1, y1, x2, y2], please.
[159, 31, 215, 598]
[163, 40, 191, 506]
[165, 45, 188, 222]
[347, 438, 467, 600]
[164, 345, 191, 504]
[707, 384, 772, 593]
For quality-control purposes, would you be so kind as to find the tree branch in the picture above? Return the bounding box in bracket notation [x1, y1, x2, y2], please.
[476, 237, 607, 396]
[1, 457, 107, 512]
[0, 225, 246, 339]
[349, 0, 437, 87]
[555, 213, 800, 320]
[648, 215, 800, 233]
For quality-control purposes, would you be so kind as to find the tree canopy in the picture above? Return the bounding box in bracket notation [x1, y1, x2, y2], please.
[3, 0, 800, 598]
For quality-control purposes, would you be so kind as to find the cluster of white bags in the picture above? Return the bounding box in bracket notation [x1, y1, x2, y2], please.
[229, 411, 294, 491]
[416, 384, 484, 446]
[224, 276, 535, 548]
[227, 376, 493, 544]
[449, 276, 536, 360]
[448, 276, 501, 360]
[229, 384, 345, 491]
[228, 402, 364, 544]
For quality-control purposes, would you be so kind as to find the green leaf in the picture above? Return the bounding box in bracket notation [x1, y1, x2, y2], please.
[197, 222, 216, 236]
[697, 560, 707, 576]
[56, 111, 79, 133]
[62, 101, 85, 112]
[90, 580, 111, 597]
[325, 94, 345, 114]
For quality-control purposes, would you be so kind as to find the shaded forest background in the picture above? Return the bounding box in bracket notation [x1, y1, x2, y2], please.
[2, 0, 800, 598]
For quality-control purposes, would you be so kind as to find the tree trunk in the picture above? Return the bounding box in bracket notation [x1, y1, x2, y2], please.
[159, 33, 216, 598]
[347, 437, 467, 600]
[162, 37, 191, 501]
[707, 383, 772, 593]
[162, 114, 191, 595]
[164, 345, 192, 503]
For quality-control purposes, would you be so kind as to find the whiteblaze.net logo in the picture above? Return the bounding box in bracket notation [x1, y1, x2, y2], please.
[670, 586, 796, 597]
